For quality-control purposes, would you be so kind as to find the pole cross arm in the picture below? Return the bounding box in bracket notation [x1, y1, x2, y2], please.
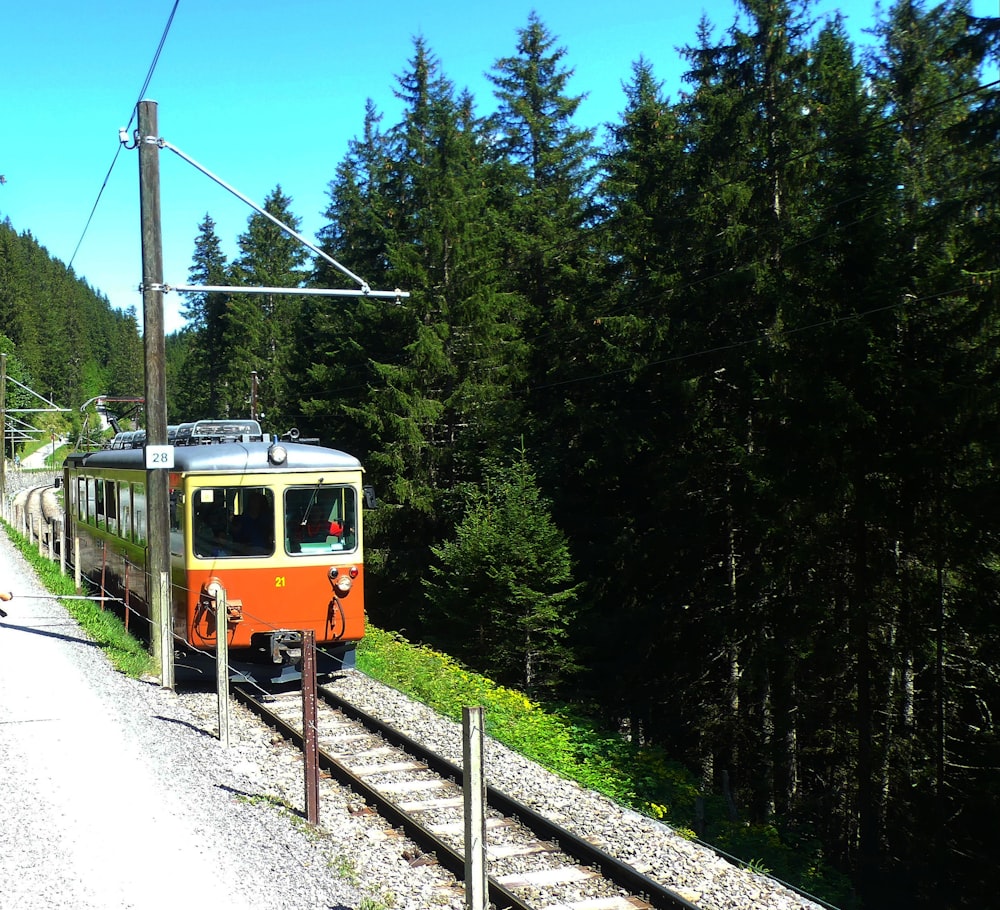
[164, 284, 409, 301]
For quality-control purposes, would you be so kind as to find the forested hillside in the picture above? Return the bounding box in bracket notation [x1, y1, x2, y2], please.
[87, 0, 1000, 906]
[0, 218, 143, 421]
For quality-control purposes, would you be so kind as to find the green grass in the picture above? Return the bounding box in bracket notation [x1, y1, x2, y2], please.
[1, 520, 154, 678]
[357, 624, 855, 909]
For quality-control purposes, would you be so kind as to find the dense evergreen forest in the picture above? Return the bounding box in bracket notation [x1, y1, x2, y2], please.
[4, 0, 998, 905]
[167, 1, 999, 905]
[0, 219, 143, 425]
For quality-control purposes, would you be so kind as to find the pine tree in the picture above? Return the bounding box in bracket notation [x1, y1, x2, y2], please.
[224, 186, 307, 429]
[296, 100, 396, 454]
[485, 13, 598, 483]
[857, 2, 1000, 902]
[105, 307, 144, 399]
[655, 0, 821, 824]
[177, 214, 229, 419]
[423, 446, 579, 694]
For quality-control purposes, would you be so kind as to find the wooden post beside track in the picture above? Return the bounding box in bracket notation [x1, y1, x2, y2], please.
[463, 706, 488, 910]
[100, 541, 107, 610]
[57, 518, 65, 575]
[123, 560, 131, 633]
[215, 586, 230, 749]
[74, 536, 81, 593]
[158, 570, 173, 692]
[36, 513, 43, 557]
[302, 630, 320, 826]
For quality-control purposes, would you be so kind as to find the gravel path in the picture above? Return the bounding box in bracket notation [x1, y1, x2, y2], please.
[0, 530, 364, 910]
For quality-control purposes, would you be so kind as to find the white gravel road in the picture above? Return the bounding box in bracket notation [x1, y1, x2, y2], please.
[0, 529, 362, 910]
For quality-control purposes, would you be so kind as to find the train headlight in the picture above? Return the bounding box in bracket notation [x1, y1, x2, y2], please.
[268, 444, 288, 466]
[329, 566, 354, 595]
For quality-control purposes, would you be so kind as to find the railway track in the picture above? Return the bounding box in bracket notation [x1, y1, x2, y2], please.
[233, 682, 702, 910]
[10, 483, 60, 550]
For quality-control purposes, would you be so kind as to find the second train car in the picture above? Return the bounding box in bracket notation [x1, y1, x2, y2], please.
[63, 420, 368, 683]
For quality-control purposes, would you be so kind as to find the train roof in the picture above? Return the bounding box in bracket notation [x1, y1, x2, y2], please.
[65, 440, 363, 474]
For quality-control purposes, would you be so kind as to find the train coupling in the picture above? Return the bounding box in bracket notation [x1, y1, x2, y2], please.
[251, 630, 303, 666]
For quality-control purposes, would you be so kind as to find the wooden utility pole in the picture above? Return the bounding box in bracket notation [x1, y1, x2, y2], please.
[138, 99, 174, 690]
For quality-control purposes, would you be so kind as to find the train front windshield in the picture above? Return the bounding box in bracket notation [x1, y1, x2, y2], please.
[189, 483, 358, 559]
[191, 486, 275, 558]
[284, 485, 358, 554]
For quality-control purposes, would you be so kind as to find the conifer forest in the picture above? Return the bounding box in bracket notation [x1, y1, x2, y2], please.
[3, 1, 1000, 906]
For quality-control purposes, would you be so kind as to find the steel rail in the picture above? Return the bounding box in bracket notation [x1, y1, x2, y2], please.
[232, 682, 702, 910]
[232, 684, 529, 910]
[320, 687, 702, 910]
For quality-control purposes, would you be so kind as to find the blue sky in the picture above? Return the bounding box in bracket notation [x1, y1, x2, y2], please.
[1, 0, 995, 335]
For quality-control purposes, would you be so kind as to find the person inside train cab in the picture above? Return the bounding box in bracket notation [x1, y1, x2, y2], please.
[194, 499, 230, 557]
[290, 504, 343, 550]
[231, 489, 272, 554]
[307, 503, 343, 539]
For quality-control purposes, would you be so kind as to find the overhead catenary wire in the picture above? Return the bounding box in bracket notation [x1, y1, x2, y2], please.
[67, 0, 180, 272]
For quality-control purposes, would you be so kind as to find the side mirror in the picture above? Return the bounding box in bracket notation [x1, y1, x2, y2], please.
[362, 485, 377, 509]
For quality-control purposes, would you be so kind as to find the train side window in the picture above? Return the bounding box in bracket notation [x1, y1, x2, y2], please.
[120, 484, 133, 542]
[169, 489, 182, 532]
[169, 489, 184, 556]
[95, 478, 106, 529]
[77, 477, 87, 522]
[106, 481, 119, 536]
[132, 483, 147, 545]
[87, 478, 97, 527]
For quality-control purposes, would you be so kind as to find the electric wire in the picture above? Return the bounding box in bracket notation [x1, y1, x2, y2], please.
[67, 0, 180, 273]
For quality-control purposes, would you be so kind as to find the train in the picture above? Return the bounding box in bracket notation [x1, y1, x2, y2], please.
[62, 419, 368, 684]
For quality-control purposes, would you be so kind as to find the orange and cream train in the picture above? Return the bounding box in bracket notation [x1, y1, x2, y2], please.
[63, 420, 368, 683]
